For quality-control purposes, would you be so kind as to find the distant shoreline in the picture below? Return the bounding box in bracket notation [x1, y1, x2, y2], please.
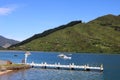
[0, 50, 120, 54]
[0, 50, 25, 52]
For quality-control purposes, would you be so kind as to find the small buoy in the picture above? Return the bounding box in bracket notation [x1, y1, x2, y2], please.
[14, 54, 18, 57]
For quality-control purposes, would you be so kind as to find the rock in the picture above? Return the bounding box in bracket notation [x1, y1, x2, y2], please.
[7, 61, 12, 65]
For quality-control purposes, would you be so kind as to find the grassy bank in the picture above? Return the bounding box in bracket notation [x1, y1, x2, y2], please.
[0, 64, 31, 71]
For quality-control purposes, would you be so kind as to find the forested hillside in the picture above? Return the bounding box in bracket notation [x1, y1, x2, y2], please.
[9, 14, 120, 53]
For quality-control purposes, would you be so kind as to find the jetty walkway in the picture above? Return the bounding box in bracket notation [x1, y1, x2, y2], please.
[26, 62, 103, 71]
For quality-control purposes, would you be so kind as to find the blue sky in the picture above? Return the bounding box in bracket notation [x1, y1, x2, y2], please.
[0, 0, 120, 41]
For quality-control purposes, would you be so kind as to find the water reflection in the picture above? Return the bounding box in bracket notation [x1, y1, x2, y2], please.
[0, 68, 103, 80]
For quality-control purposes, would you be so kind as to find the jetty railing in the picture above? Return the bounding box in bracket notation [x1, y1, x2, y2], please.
[25, 62, 103, 71]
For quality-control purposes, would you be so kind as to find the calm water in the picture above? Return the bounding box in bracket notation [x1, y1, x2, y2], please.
[0, 51, 120, 80]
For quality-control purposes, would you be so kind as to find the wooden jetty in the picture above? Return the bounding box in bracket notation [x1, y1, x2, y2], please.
[26, 62, 103, 71]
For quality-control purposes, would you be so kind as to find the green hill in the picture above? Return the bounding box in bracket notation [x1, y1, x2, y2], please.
[9, 14, 120, 53]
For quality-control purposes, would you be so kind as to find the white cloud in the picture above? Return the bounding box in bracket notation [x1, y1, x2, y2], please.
[0, 5, 17, 15]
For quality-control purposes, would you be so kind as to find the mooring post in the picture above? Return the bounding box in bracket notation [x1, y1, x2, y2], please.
[44, 62, 47, 68]
[84, 65, 86, 70]
[100, 64, 103, 71]
[57, 62, 60, 69]
[31, 61, 34, 68]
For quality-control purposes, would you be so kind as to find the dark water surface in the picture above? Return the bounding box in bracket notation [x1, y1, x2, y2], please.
[0, 51, 120, 80]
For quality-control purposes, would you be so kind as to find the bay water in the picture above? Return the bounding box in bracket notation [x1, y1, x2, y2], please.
[0, 51, 120, 80]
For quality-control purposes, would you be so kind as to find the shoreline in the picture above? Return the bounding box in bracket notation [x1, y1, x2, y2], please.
[0, 50, 25, 52]
[0, 63, 31, 76]
[0, 50, 120, 55]
[0, 70, 13, 75]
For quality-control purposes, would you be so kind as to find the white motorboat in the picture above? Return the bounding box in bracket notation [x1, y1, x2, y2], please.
[58, 54, 71, 60]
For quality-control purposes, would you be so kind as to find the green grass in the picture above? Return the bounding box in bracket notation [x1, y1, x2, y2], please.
[0, 64, 31, 70]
